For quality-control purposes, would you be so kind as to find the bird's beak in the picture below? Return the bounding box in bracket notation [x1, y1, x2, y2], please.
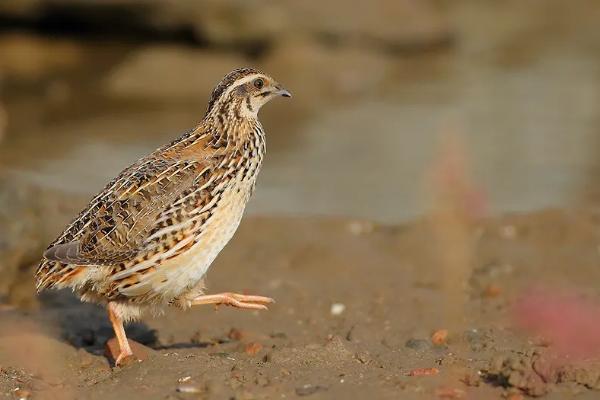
[274, 85, 292, 98]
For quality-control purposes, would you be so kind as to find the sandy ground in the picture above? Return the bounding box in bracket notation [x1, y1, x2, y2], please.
[2, 210, 600, 399]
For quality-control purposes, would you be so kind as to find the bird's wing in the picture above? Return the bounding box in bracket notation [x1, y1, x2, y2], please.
[43, 155, 213, 266]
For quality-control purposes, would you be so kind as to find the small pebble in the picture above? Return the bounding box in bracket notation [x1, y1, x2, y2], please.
[178, 376, 191, 383]
[245, 342, 263, 356]
[435, 386, 465, 398]
[484, 284, 502, 298]
[500, 225, 517, 239]
[432, 329, 449, 345]
[407, 367, 439, 376]
[176, 385, 202, 394]
[347, 220, 374, 235]
[330, 303, 346, 316]
[13, 388, 31, 400]
[295, 384, 327, 396]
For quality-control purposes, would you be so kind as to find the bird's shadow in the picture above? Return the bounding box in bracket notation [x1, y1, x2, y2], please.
[37, 291, 214, 355]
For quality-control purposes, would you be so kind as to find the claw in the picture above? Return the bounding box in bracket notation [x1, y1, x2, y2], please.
[115, 351, 135, 366]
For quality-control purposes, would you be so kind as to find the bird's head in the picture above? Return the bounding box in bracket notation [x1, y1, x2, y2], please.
[205, 67, 291, 119]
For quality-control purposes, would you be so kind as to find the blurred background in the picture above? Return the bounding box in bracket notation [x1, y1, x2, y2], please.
[1, 0, 599, 222]
[2, 0, 600, 300]
[2, 1, 600, 398]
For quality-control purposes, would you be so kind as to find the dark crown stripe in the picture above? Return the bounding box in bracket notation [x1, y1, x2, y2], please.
[205, 67, 263, 115]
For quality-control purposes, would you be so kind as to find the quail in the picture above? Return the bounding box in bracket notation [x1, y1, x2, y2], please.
[36, 68, 291, 365]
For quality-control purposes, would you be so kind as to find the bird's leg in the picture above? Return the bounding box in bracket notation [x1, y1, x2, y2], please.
[107, 302, 134, 365]
[191, 293, 274, 310]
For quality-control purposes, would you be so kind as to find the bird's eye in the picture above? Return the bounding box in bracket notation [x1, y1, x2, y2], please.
[253, 78, 264, 89]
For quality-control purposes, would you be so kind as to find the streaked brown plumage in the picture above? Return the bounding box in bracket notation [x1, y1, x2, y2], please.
[35, 67, 291, 365]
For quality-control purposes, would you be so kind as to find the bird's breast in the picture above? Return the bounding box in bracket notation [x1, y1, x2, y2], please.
[156, 168, 258, 298]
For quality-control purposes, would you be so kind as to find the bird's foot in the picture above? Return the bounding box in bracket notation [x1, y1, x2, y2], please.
[191, 292, 275, 310]
[104, 337, 151, 367]
[115, 350, 135, 366]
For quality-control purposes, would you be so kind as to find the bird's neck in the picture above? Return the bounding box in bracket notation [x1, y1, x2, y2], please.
[162, 98, 265, 162]
[205, 114, 261, 145]
[165, 115, 263, 160]
[202, 98, 264, 145]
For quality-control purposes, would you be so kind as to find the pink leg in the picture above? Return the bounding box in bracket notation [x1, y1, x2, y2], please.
[107, 302, 134, 366]
[191, 292, 274, 310]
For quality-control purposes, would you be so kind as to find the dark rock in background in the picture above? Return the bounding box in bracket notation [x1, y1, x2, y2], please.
[0, 0, 453, 50]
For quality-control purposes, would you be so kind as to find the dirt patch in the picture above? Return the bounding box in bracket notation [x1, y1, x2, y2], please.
[484, 350, 600, 397]
[2, 210, 600, 399]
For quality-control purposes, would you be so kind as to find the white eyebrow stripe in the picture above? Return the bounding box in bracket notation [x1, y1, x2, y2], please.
[221, 74, 264, 99]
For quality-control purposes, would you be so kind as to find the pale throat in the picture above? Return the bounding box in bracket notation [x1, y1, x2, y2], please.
[239, 95, 269, 119]
[207, 94, 264, 122]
